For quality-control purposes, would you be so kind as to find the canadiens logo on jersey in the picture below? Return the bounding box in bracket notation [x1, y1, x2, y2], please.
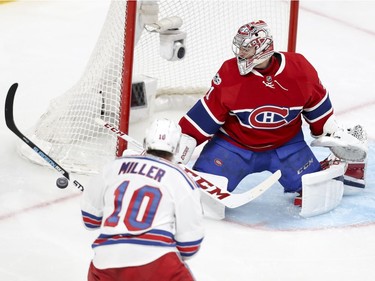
[232, 105, 301, 129]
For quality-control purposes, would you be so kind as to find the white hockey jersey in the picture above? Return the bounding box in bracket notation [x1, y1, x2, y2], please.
[81, 154, 204, 269]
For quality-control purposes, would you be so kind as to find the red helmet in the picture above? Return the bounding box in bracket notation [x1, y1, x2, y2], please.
[232, 20, 274, 75]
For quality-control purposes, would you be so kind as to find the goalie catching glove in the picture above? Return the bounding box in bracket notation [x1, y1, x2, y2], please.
[311, 116, 368, 162]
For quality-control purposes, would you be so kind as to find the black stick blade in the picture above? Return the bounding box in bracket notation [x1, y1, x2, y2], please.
[4, 83, 19, 134]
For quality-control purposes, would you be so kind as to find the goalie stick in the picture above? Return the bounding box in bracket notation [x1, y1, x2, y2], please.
[95, 118, 282, 208]
[4, 83, 84, 192]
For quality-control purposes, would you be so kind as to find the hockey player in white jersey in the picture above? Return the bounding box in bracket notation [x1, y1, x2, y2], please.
[81, 119, 204, 281]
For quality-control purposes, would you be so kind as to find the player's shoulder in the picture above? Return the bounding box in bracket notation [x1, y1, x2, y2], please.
[123, 155, 197, 188]
[115, 154, 172, 169]
[212, 57, 242, 86]
[279, 51, 316, 73]
[279, 51, 312, 66]
[279, 51, 303, 58]
[219, 57, 238, 73]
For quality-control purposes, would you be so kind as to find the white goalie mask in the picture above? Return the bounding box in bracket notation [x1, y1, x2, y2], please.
[144, 118, 182, 154]
[232, 20, 274, 75]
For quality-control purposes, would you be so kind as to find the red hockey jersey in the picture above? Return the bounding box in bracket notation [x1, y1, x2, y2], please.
[179, 52, 333, 151]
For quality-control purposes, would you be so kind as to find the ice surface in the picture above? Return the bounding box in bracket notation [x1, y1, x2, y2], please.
[1, 1, 375, 280]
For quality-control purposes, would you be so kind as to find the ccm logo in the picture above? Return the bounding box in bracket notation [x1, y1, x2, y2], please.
[185, 169, 230, 200]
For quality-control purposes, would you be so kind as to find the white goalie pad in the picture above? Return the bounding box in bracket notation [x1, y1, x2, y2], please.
[343, 159, 367, 195]
[193, 171, 227, 220]
[311, 125, 368, 162]
[300, 161, 346, 218]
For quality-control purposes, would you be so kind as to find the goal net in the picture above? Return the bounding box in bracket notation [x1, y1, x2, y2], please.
[19, 0, 299, 174]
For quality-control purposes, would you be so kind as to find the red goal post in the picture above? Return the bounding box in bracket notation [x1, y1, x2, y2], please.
[19, 0, 299, 174]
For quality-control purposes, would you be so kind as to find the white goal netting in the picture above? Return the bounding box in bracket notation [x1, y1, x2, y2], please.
[19, 0, 296, 174]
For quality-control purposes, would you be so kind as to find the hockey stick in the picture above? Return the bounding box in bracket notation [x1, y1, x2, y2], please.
[4, 83, 84, 192]
[95, 118, 281, 208]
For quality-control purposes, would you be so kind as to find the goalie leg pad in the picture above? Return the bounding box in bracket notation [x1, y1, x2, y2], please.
[343, 159, 367, 195]
[299, 161, 346, 218]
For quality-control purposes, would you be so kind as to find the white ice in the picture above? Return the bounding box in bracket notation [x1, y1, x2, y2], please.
[1, 1, 375, 281]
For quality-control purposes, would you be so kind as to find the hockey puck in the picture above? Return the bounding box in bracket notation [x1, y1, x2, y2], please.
[56, 177, 69, 189]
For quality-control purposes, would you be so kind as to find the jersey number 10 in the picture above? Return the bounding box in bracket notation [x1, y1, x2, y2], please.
[104, 181, 162, 231]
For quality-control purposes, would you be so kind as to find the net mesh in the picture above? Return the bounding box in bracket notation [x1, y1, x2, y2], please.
[19, 0, 293, 173]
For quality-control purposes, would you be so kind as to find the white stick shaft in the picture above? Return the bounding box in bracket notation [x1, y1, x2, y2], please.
[95, 118, 281, 208]
[96, 118, 144, 151]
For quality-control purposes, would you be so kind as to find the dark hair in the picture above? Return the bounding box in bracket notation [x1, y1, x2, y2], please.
[146, 149, 174, 160]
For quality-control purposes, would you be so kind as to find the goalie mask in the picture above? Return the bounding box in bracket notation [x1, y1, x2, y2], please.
[232, 20, 274, 75]
[144, 118, 182, 154]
